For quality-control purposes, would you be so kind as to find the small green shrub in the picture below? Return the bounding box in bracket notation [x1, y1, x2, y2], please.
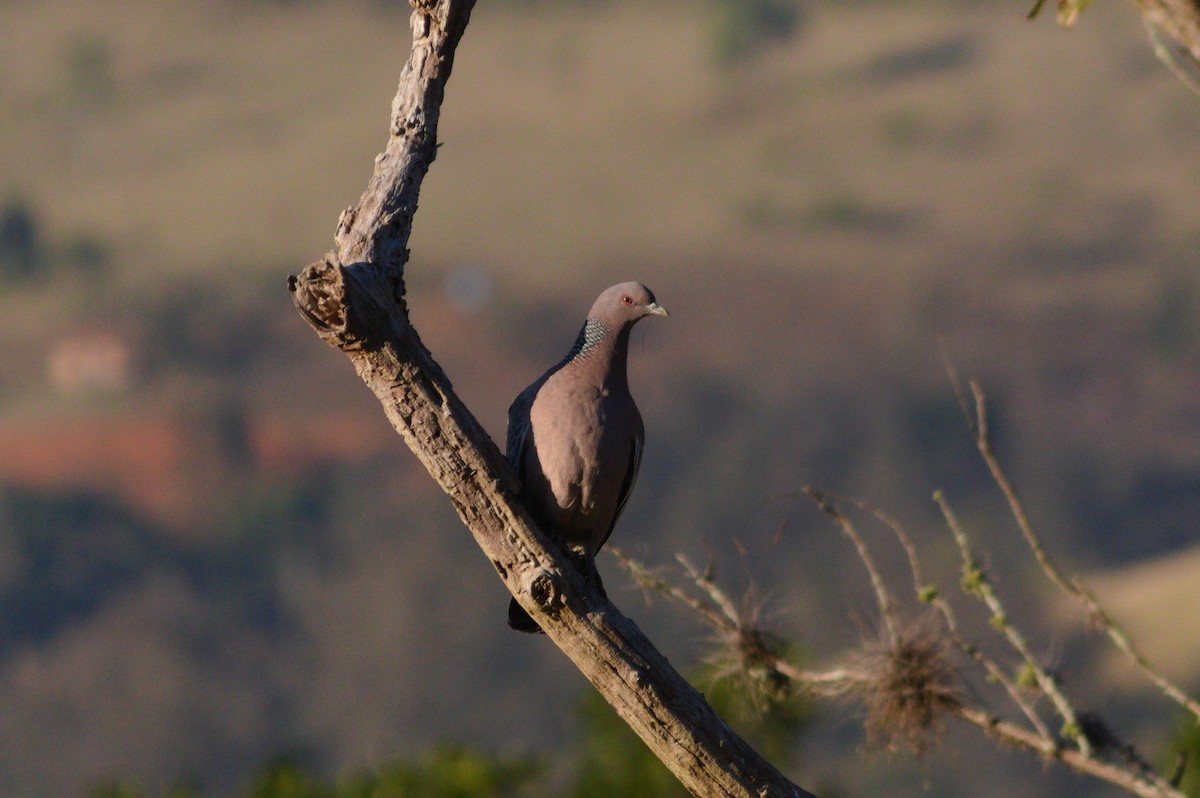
[710, 0, 804, 64]
[64, 34, 116, 109]
[0, 199, 44, 280]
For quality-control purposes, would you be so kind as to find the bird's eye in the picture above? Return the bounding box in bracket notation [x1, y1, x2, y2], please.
[621, 295, 634, 305]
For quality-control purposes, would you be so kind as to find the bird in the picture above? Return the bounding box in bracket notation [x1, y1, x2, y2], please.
[505, 282, 668, 632]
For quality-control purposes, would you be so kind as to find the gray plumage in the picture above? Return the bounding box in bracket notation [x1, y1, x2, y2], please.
[506, 282, 668, 632]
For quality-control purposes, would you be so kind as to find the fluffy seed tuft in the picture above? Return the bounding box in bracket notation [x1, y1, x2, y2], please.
[852, 623, 962, 753]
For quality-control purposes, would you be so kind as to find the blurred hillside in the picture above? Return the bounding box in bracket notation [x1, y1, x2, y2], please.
[1, 0, 1199, 795]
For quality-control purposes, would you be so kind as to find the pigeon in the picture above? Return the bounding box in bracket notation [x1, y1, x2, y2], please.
[505, 282, 668, 632]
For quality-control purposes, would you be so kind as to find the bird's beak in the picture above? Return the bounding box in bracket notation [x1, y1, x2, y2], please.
[646, 302, 669, 318]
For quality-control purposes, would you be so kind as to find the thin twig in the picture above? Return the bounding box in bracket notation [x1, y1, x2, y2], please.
[935, 490, 1093, 756]
[781, 660, 1181, 796]
[969, 382, 1074, 596]
[836, 492, 1054, 742]
[791, 484, 1054, 742]
[778, 665, 1181, 798]
[615, 543, 1185, 797]
[966, 382, 1200, 723]
[1079, 587, 1200, 721]
[955, 707, 1185, 798]
[1027, 0, 1050, 19]
[797, 487, 901, 647]
[1142, 9, 1200, 95]
[609, 547, 734, 634]
[677, 553, 742, 628]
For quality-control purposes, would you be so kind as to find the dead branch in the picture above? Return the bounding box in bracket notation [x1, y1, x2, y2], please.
[286, 2, 811, 796]
[827, 492, 1053, 742]
[965, 383, 1200, 724]
[797, 487, 900, 648]
[1132, 0, 1200, 66]
[934, 490, 1092, 756]
[613, 410, 1199, 798]
[613, 533, 1186, 798]
[1028, 0, 1200, 74]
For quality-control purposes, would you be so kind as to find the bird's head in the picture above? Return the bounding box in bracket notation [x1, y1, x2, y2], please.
[590, 282, 669, 327]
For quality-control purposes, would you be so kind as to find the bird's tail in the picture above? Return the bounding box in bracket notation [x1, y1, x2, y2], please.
[507, 598, 545, 634]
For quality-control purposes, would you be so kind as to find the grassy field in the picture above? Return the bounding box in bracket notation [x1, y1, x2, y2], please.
[4, 0, 1198, 280]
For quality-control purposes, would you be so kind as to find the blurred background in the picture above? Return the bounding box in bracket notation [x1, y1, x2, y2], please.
[1, 0, 1199, 795]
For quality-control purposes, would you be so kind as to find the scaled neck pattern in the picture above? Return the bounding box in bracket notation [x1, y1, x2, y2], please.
[565, 319, 609, 362]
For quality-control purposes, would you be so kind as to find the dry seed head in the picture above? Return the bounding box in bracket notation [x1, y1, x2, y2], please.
[852, 621, 962, 754]
[704, 622, 791, 714]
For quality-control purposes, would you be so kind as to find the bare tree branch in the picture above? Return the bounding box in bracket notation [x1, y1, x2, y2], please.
[612, 530, 1186, 798]
[796, 488, 900, 648]
[965, 383, 1200, 724]
[945, 358, 1200, 722]
[799, 490, 1055, 744]
[610, 372, 1200, 798]
[1029, 0, 1200, 70]
[286, 2, 812, 795]
[934, 490, 1093, 756]
[955, 706, 1183, 798]
[1133, 0, 1200, 65]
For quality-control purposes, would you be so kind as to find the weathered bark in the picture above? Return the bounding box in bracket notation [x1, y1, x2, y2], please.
[287, 2, 813, 796]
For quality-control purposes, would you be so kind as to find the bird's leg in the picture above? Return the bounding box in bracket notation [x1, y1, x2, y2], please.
[589, 556, 608, 601]
[564, 546, 608, 602]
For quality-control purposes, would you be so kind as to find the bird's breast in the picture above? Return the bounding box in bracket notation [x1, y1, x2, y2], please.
[525, 379, 640, 548]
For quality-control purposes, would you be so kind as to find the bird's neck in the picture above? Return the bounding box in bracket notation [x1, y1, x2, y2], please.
[564, 318, 631, 385]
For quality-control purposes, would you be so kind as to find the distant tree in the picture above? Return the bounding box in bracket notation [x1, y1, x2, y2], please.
[1171, 717, 1200, 797]
[0, 197, 109, 284]
[708, 0, 805, 64]
[0, 200, 44, 280]
[63, 34, 115, 109]
[91, 779, 197, 798]
[88, 682, 812, 797]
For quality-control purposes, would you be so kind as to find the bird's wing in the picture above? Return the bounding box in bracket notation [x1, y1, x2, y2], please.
[505, 386, 536, 485]
[595, 429, 643, 552]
